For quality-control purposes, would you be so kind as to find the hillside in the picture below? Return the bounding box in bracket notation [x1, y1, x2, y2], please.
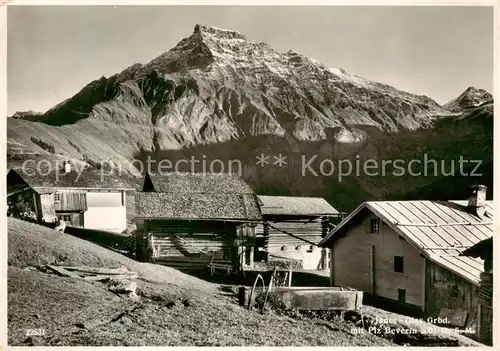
[7, 218, 481, 346]
[7, 218, 391, 346]
[136, 102, 493, 211]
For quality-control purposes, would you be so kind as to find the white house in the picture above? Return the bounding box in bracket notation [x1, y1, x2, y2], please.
[320, 185, 492, 329]
[7, 166, 135, 233]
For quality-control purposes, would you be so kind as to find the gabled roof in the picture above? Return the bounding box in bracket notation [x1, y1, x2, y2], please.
[136, 172, 262, 221]
[144, 171, 254, 194]
[257, 195, 338, 216]
[320, 200, 494, 285]
[7, 168, 135, 192]
[135, 192, 261, 221]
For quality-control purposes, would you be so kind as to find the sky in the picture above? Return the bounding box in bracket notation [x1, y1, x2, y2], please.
[7, 5, 494, 115]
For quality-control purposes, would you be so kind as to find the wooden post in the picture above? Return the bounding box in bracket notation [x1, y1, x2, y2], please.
[249, 246, 254, 268]
[263, 223, 270, 262]
[421, 258, 427, 312]
[32, 193, 40, 222]
[370, 245, 376, 295]
[477, 303, 482, 341]
[330, 246, 335, 286]
[150, 235, 155, 260]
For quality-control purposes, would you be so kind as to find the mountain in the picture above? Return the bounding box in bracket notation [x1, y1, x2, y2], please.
[443, 86, 493, 112]
[10, 110, 44, 121]
[10, 25, 450, 150]
[6, 25, 493, 210]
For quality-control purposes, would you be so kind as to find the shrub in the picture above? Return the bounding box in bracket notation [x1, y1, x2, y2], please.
[30, 137, 55, 153]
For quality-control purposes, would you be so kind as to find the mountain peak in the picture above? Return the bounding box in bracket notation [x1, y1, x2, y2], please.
[444, 86, 492, 111]
[193, 24, 247, 41]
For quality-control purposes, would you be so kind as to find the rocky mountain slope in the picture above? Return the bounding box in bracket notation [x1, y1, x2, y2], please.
[6, 25, 493, 209]
[9, 25, 452, 153]
[10, 110, 44, 120]
[443, 86, 493, 112]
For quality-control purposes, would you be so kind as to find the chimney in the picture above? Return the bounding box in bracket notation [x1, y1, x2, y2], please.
[64, 160, 71, 173]
[467, 185, 487, 217]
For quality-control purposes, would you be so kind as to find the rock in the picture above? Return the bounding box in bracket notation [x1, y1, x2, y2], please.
[24, 336, 34, 346]
[108, 279, 137, 294]
[54, 220, 67, 232]
[165, 301, 176, 309]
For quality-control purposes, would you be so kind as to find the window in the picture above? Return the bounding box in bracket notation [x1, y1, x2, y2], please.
[398, 289, 406, 303]
[58, 214, 71, 222]
[394, 256, 404, 273]
[54, 192, 61, 203]
[370, 219, 380, 233]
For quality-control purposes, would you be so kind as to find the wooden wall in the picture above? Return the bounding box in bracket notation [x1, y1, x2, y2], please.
[255, 218, 327, 270]
[425, 260, 479, 329]
[39, 194, 56, 220]
[330, 211, 425, 308]
[57, 212, 84, 227]
[139, 220, 240, 269]
[54, 189, 87, 212]
[477, 272, 493, 345]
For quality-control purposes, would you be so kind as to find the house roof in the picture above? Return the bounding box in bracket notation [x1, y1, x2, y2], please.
[145, 172, 255, 194]
[320, 200, 494, 285]
[461, 237, 493, 260]
[7, 168, 135, 192]
[136, 172, 262, 221]
[135, 192, 262, 221]
[257, 195, 338, 216]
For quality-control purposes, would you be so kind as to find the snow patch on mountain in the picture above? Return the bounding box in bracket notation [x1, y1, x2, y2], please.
[334, 128, 367, 143]
[13, 24, 470, 152]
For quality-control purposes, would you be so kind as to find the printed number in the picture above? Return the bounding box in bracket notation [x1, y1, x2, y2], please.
[26, 329, 45, 336]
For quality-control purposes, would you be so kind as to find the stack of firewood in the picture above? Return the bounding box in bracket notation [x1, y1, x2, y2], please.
[479, 272, 493, 306]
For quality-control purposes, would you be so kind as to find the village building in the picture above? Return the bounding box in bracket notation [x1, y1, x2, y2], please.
[461, 237, 493, 345]
[7, 166, 134, 233]
[252, 195, 339, 270]
[319, 185, 493, 332]
[134, 172, 262, 272]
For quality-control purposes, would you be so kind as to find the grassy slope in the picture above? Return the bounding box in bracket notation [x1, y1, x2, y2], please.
[8, 218, 392, 346]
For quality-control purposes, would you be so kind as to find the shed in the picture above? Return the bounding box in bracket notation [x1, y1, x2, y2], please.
[253, 195, 339, 270]
[134, 172, 262, 271]
[320, 187, 492, 330]
[7, 167, 134, 233]
[461, 237, 493, 345]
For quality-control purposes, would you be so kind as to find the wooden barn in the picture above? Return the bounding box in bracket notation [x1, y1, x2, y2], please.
[320, 185, 493, 331]
[251, 195, 339, 270]
[134, 172, 262, 271]
[7, 167, 134, 233]
[461, 237, 493, 345]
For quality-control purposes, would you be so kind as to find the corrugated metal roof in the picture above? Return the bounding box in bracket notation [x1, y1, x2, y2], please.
[257, 195, 338, 216]
[320, 200, 493, 285]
